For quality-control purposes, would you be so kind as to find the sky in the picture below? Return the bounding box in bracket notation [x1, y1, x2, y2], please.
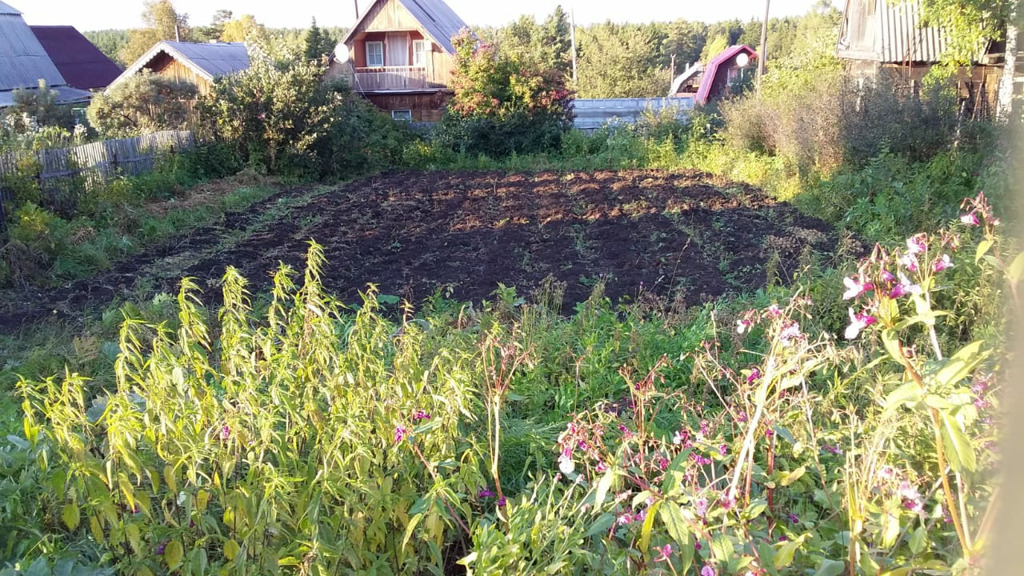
[19, 0, 831, 32]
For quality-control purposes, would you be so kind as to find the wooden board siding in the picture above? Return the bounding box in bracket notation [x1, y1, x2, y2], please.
[148, 53, 213, 94]
[845, 60, 1002, 118]
[354, 0, 424, 34]
[366, 92, 450, 122]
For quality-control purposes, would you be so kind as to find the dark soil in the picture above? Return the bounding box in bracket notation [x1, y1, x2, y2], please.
[0, 170, 840, 331]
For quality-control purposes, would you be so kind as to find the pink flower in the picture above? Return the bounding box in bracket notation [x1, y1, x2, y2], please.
[879, 269, 896, 283]
[845, 308, 877, 340]
[413, 410, 431, 421]
[617, 513, 632, 525]
[933, 254, 954, 272]
[906, 234, 927, 255]
[654, 544, 673, 562]
[394, 425, 408, 444]
[220, 425, 230, 441]
[736, 318, 752, 334]
[889, 273, 922, 298]
[960, 212, 980, 226]
[747, 368, 761, 383]
[720, 490, 735, 510]
[596, 461, 608, 473]
[478, 487, 496, 498]
[842, 275, 873, 300]
[672, 430, 685, 445]
[779, 322, 802, 346]
[900, 253, 919, 272]
[765, 304, 781, 318]
[701, 565, 717, 576]
[695, 497, 708, 517]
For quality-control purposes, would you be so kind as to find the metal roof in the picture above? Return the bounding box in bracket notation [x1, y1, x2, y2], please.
[110, 41, 250, 89]
[668, 62, 704, 96]
[342, 0, 469, 54]
[838, 0, 949, 63]
[30, 26, 123, 91]
[0, 84, 91, 107]
[0, 3, 96, 106]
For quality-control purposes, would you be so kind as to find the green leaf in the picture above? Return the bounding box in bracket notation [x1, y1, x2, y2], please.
[595, 468, 614, 507]
[774, 535, 805, 569]
[224, 539, 241, 561]
[975, 239, 993, 264]
[884, 382, 922, 412]
[780, 466, 806, 487]
[164, 539, 184, 570]
[932, 341, 989, 389]
[711, 534, 735, 562]
[939, 412, 976, 472]
[61, 502, 81, 531]
[639, 500, 660, 553]
[909, 526, 927, 555]
[1008, 251, 1024, 283]
[814, 559, 846, 576]
[402, 514, 423, 550]
[881, 512, 900, 548]
[24, 558, 49, 576]
[881, 329, 904, 365]
[745, 499, 768, 520]
[658, 501, 690, 547]
[585, 512, 616, 538]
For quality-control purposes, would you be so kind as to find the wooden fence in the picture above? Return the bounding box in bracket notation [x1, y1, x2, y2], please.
[0, 131, 195, 232]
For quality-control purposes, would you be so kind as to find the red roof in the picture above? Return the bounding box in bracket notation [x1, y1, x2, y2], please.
[30, 26, 123, 91]
[695, 45, 757, 105]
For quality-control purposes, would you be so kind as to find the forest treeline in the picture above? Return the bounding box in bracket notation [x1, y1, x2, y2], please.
[84, 0, 841, 99]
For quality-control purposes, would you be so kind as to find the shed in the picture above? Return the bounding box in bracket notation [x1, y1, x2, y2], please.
[30, 25, 123, 91]
[0, 0, 91, 107]
[109, 41, 250, 94]
[694, 45, 757, 105]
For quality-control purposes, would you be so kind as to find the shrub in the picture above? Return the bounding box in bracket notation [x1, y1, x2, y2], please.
[439, 29, 574, 157]
[86, 72, 198, 138]
[4, 80, 74, 132]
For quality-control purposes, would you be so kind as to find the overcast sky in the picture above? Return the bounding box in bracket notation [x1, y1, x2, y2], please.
[20, 0, 832, 31]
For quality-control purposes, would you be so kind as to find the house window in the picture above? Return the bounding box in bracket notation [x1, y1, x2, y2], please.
[366, 41, 384, 67]
[413, 40, 428, 67]
[392, 110, 413, 121]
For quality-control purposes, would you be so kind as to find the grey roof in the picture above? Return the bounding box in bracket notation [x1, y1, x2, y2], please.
[0, 3, 92, 106]
[0, 84, 91, 107]
[838, 0, 948, 63]
[342, 0, 469, 54]
[110, 41, 250, 88]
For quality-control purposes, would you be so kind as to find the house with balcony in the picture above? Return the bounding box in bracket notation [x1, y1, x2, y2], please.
[327, 0, 469, 122]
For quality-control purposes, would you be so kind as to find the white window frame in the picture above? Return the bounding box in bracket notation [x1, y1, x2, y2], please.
[366, 41, 384, 67]
[392, 110, 413, 121]
[412, 40, 428, 68]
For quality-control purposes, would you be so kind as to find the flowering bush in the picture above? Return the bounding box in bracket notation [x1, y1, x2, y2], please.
[437, 29, 575, 157]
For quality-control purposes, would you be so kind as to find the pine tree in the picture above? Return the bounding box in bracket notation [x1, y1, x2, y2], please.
[304, 17, 336, 62]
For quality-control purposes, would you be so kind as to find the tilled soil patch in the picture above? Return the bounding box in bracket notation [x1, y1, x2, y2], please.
[0, 170, 840, 330]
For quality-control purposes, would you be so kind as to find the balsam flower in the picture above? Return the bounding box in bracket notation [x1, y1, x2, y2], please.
[845, 308, 877, 340]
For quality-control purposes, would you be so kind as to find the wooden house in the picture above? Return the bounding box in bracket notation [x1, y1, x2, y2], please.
[108, 41, 250, 95]
[837, 0, 1004, 116]
[668, 45, 756, 105]
[0, 1, 92, 107]
[327, 0, 469, 122]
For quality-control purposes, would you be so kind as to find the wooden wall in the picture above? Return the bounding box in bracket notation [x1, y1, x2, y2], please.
[845, 60, 1003, 118]
[365, 92, 450, 123]
[148, 53, 213, 94]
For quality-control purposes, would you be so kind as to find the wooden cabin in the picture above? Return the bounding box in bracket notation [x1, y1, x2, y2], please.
[837, 0, 1004, 117]
[670, 45, 756, 105]
[108, 41, 250, 95]
[327, 0, 469, 122]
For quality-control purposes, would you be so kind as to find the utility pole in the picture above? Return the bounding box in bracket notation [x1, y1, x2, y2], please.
[670, 53, 676, 93]
[757, 0, 769, 93]
[353, 0, 360, 20]
[570, 8, 579, 88]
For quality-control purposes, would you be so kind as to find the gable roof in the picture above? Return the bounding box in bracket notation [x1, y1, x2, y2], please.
[342, 0, 469, 54]
[668, 62, 704, 96]
[695, 45, 757, 105]
[838, 0, 949, 63]
[0, 1, 92, 107]
[30, 26, 123, 91]
[110, 41, 250, 89]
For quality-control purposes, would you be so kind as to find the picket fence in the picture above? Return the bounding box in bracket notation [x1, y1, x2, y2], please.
[0, 130, 196, 231]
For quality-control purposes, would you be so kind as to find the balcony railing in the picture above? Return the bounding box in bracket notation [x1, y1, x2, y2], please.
[351, 66, 431, 91]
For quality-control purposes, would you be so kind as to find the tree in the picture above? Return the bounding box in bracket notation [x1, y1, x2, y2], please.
[576, 23, 665, 98]
[303, 17, 336, 62]
[221, 14, 267, 43]
[84, 30, 132, 66]
[661, 20, 708, 69]
[491, 6, 573, 78]
[86, 72, 197, 137]
[6, 80, 74, 131]
[119, 0, 191, 64]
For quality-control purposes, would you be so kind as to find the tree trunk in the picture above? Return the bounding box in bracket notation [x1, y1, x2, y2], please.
[997, 7, 1018, 121]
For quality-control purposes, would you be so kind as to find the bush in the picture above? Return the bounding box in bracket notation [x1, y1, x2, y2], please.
[438, 29, 575, 157]
[86, 72, 198, 138]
